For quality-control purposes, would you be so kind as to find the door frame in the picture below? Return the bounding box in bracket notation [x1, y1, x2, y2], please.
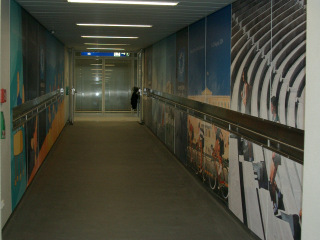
[72, 53, 137, 113]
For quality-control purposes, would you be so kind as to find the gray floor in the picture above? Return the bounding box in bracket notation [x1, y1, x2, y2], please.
[3, 121, 258, 240]
[74, 112, 140, 122]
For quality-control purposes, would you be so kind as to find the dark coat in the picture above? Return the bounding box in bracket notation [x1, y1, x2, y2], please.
[131, 88, 140, 109]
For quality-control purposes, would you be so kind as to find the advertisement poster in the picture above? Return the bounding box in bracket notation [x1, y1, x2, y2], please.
[174, 110, 187, 165]
[176, 27, 188, 97]
[165, 34, 176, 94]
[144, 46, 153, 89]
[188, 19, 205, 100]
[165, 105, 175, 152]
[229, 1, 305, 238]
[229, 136, 302, 240]
[10, 0, 65, 210]
[230, 0, 306, 131]
[152, 40, 166, 92]
[206, 6, 231, 109]
[151, 99, 165, 143]
[10, 0, 27, 209]
[187, 116, 230, 202]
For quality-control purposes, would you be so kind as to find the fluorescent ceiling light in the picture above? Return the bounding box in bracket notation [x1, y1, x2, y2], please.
[105, 64, 115, 67]
[85, 43, 130, 46]
[68, 0, 178, 6]
[87, 48, 125, 50]
[78, 23, 152, 28]
[82, 36, 138, 39]
[91, 63, 102, 65]
[91, 69, 102, 70]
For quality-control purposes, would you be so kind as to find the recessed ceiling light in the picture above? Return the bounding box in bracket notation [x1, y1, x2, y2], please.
[87, 48, 125, 50]
[68, 0, 179, 6]
[78, 23, 152, 28]
[82, 36, 138, 39]
[85, 43, 130, 46]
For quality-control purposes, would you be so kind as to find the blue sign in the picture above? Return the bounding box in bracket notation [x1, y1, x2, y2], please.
[81, 52, 130, 57]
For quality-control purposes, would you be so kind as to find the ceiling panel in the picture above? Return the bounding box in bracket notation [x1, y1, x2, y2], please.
[15, 0, 236, 52]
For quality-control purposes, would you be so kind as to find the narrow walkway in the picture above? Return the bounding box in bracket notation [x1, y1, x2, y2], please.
[3, 121, 257, 240]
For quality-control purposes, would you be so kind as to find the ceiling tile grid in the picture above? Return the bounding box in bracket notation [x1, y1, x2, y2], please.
[15, 0, 235, 52]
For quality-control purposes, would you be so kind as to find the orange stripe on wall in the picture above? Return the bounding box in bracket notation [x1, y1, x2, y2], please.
[28, 100, 65, 185]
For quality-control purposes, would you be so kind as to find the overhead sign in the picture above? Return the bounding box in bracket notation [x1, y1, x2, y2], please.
[81, 52, 130, 57]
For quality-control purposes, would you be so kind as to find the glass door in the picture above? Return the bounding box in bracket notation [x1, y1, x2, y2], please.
[75, 59, 103, 112]
[105, 60, 131, 111]
[75, 58, 133, 112]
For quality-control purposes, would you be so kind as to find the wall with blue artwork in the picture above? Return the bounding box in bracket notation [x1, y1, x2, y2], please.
[10, 0, 66, 211]
[143, 1, 305, 239]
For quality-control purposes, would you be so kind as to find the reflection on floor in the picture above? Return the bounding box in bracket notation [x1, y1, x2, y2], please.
[3, 122, 258, 240]
[75, 112, 140, 122]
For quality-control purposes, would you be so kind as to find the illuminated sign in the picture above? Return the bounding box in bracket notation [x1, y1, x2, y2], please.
[81, 52, 130, 57]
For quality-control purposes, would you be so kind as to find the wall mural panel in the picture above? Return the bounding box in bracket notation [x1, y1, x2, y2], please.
[10, 0, 65, 210]
[229, 1, 305, 239]
[165, 105, 175, 152]
[152, 40, 166, 92]
[230, 0, 306, 130]
[229, 136, 302, 240]
[174, 110, 187, 165]
[176, 27, 188, 97]
[165, 34, 176, 95]
[206, 6, 231, 109]
[143, 1, 304, 239]
[144, 47, 153, 90]
[10, 0, 27, 209]
[188, 19, 205, 100]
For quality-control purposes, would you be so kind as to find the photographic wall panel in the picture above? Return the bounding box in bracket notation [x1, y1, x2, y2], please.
[176, 28, 188, 98]
[206, 6, 231, 109]
[10, 0, 66, 210]
[188, 19, 206, 101]
[143, 1, 305, 239]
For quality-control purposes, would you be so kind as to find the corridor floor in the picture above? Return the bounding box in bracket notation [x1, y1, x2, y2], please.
[3, 121, 258, 240]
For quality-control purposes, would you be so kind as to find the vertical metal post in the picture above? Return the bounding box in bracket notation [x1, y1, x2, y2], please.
[138, 50, 144, 124]
[102, 58, 105, 112]
[69, 48, 75, 124]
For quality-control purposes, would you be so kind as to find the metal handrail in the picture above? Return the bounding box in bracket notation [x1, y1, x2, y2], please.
[145, 88, 304, 164]
[13, 89, 64, 130]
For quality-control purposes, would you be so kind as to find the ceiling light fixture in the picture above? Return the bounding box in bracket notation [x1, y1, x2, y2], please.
[82, 36, 138, 39]
[78, 23, 152, 28]
[85, 43, 130, 46]
[68, 0, 179, 6]
[87, 48, 125, 50]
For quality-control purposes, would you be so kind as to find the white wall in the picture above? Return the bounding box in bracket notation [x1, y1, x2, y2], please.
[1, 0, 12, 229]
[301, 0, 320, 239]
